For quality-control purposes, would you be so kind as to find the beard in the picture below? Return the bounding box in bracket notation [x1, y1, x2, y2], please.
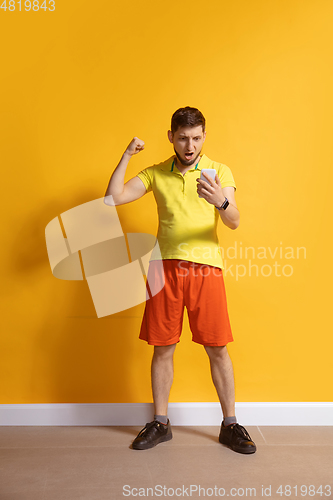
[174, 148, 202, 167]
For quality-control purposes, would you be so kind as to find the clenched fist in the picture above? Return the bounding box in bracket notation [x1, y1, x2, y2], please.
[125, 137, 145, 156]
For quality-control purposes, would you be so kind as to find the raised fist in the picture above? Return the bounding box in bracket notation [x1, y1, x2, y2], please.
[125, 137, 145, 156]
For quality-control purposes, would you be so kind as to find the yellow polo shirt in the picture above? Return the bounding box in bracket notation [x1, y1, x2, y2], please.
[136, 154, 236, 270]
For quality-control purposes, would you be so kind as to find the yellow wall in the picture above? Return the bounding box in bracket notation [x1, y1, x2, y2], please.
[1, 0, 332, 404]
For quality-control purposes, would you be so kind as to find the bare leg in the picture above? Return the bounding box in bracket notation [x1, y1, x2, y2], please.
[204, 345, 235, 418]
[151, 344, 177, 415]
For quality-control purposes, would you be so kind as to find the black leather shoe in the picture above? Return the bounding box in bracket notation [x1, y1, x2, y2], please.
[219, 423, 256, 454]
[132, 419, 172, 450]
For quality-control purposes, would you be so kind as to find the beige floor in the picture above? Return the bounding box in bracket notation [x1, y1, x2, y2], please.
[0, 426, 332, 500]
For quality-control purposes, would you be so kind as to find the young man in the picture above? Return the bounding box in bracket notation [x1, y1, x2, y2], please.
[104, 107, 256, 454]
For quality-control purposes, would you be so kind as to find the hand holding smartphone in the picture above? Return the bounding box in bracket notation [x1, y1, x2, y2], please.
[198, 169, 216, 198]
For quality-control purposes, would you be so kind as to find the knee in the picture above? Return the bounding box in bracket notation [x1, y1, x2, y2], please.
[153, 344, 177, 360]
[204, 345, 228, 361]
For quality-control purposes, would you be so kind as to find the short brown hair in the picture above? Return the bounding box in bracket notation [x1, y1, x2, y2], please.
[171, 107, 206, 134]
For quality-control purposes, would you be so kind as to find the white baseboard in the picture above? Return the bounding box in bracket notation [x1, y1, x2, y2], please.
[0, 402, 332, 426]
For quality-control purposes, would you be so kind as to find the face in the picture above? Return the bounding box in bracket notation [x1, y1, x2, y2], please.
[168, 125, 206, 167]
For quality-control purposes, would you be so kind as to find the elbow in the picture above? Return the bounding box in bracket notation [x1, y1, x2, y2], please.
[229, 219, 240, 230]
[104, 189, 125, 206]
[104, 194, 116, 206]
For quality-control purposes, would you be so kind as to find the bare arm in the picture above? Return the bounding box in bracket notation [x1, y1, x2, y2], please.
[104, 137, 147, 206]
[216, 185, 240, 230]
[196, 173, 240, 230]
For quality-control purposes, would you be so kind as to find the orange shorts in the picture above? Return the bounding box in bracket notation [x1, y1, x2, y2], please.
[139, 259, 234, 346]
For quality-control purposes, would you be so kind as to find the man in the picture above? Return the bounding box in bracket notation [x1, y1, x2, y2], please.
[104, 107, 256, 454]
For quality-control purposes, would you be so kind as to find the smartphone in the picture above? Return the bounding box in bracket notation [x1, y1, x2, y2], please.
[198, 169, 216, 197]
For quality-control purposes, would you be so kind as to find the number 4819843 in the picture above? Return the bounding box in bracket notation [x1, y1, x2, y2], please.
[1, 1, 55, 11]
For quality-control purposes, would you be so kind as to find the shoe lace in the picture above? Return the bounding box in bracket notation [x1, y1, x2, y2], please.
[232, 424, 252, 441]
[136, 421, 161, 438]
